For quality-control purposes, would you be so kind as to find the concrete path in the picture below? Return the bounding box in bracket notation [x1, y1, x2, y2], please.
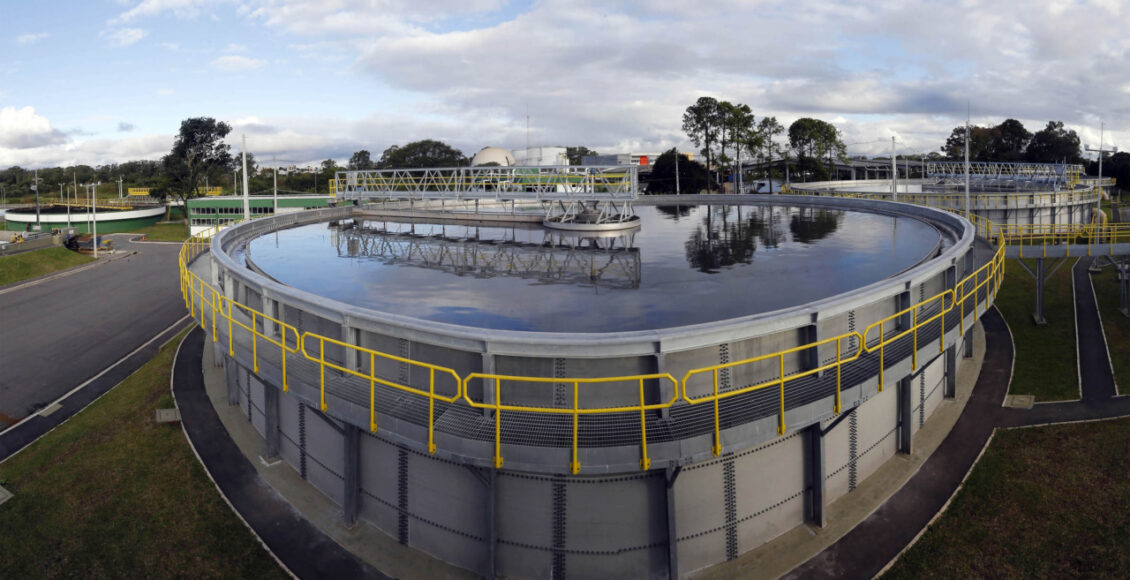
[789, 255, 1130, 578]
[0, 235, 186, 427]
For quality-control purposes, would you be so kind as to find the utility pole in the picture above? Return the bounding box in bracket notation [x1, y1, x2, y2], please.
[118, 176, 123, 198]
[273, 155, 278, 214]
[61, 183, 69, 228]
[964, 106, 971, 218]
[90, 184, 98, 258]
[242, 135, 250, 221]
[891, 136, 898, 201]
[32, 168, 40, 227]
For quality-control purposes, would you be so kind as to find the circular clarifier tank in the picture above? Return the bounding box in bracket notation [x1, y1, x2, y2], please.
[240, 204, 946, 333]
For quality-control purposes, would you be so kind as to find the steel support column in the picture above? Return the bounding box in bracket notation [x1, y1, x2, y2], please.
[897, 375, 913, 454]
[804, 423, 826, 528]
[226, 357, 240, 406]
[1034, 258, 1046, 325]
[944, 344, 957, 399]
[665, 466, 682, 579]
[342, 425, 360, 526]
[263, 384, 280, 460]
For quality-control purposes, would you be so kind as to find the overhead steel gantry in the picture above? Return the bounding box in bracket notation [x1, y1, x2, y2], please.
[334, 224, 642, 289]
[925, 161, 1085, 188]
[331, 165, 640, 228]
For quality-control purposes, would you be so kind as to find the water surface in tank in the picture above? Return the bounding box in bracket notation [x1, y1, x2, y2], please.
[243, 205, 943, 332]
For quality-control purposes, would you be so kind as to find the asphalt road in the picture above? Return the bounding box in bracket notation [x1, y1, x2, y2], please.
[0, 235, 187, 426]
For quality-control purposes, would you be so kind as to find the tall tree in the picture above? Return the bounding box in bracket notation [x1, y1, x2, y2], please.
[647, 148, 707, 194]
[377, 140, 466, 168]
[752, 116, 784, 184]
[566, 146, 598, 165]
[988, 118, 1032, 162]
[788, 118, 845, 182]
[157, 117, 232, 223]
[719, 102, 754, 182]
[682, 97, 722, 192]
[348, 150, 375, 170]
[941, 125, 995, 160]
[1025, 121, 1083, 164]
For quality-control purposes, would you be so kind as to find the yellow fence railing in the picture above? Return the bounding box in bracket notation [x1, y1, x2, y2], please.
[179, 210, 1013, 473]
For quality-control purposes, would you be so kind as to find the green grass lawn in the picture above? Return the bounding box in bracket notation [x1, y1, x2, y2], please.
[0, 329, 287, 579]
[1091, 265, 1130, 391]
[131, 221, 190, 242]
[0, 246, 93, 286]
[995, 258, 1079, 400]
[883, 418, 1130, 579]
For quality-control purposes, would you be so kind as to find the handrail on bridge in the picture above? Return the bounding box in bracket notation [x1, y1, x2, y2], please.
[179, 204, 1011, 473]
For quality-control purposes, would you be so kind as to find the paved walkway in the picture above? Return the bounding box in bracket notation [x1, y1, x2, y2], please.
[788, 255, 1130, 578]
[173, 328, 386, 579]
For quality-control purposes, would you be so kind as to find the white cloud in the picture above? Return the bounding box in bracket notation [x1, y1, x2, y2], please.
[15, 33, 48, 45]
[211, 55, 265, 71]
[113, 0, 226, 24]
[155, 88, 175, 96]
[0, 106, 69, 149]
[101, 28, 148, 47]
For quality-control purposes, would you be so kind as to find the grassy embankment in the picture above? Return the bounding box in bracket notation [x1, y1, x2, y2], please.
[0, 246, 93, 286]
[883, 418, 1130, 578]
[884, 259, 1130, 577]
[0, 329, 287, 579]
[994, 258, 1078, 401]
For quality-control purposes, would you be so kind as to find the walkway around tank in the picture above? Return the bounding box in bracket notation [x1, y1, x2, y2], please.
[783, 254, 1130, 578]
[0, 235, 192, 461]
[173, 327, 387, 580]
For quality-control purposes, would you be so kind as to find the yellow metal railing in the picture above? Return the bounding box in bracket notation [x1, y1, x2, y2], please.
[461, 373, 679, 473]
[301, 333, 462, 453]
[682, 332, 864, 456]
[996, 222, 1130, 258]
[178, 210, 1015, 472]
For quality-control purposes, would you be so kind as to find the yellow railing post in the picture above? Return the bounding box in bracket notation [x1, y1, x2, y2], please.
[251, 311, 259, 374]
[370, 352, 377, 432]
[639, 378, 650, 470]
[712, 369, 722, 456]
[878, 324, 885, 392]
[494, 379, 503, 468]
[428, 368, 437, 454]
[319, 339, 327, 411]
[777, 355, 786, 435]
[912, 308, 918, 371]
[834, 339, 842, 414]
[571, 381, 581, 474]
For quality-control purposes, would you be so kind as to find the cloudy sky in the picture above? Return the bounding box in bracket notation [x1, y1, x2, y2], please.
[2, 0, 1128, 169]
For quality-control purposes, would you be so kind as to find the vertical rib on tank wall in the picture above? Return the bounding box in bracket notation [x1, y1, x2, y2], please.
[249, 373, 267, 437]
[912, 354, 946, 436]
[852, 381, 899, 483]
[823, 407, 854, 503]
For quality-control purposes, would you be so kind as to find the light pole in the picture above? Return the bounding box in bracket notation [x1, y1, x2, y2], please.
[61, 183, 69, 228]
[1085, 122, 1118, 224]
[32, 169, 42, 230]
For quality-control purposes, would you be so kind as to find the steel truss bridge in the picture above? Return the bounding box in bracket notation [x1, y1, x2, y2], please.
[331, 165, 640, 227]
[925, 161, 1085, 188]
[334, 224, 641, 289]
